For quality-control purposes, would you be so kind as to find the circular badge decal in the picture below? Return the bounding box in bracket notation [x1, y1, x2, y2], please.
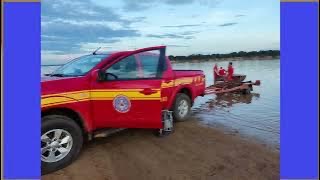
[113, 95, 131, 113]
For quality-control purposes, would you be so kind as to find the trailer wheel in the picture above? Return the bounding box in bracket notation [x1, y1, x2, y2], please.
[41, 115, 83, 175]
[173, 93, 191, 122]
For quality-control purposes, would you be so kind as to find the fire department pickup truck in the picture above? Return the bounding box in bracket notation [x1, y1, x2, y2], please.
[41, 46, 205, 174]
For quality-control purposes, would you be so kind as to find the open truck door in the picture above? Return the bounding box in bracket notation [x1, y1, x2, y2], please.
[91, 46, 166, 129]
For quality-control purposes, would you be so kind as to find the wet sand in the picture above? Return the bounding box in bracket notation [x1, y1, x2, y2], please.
[43, 118, 279, 180]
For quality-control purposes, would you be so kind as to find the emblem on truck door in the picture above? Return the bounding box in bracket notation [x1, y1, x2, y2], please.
[113, 95, 131, 113]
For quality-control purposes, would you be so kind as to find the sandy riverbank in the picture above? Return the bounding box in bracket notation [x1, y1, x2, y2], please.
[43, 118, 279, 180]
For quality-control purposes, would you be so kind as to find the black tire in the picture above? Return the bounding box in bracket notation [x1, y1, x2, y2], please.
[172, 93, 191, 122]
[41, 115, 83, 175]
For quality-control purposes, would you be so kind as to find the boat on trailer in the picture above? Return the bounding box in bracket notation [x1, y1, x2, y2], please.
[206, 73, 260, 95]
[215, 74, 247, 84]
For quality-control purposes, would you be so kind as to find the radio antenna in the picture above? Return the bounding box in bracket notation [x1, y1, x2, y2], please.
[92, 47, 101, 55]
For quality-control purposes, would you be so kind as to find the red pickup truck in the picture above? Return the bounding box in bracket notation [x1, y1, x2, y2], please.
[41, 46, 205, 174]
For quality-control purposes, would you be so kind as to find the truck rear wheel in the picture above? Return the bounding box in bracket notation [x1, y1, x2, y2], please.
[173, 93, 191, 122]
[41, 115, 83, 175]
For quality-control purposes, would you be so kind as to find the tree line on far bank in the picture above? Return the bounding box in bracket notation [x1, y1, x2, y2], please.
[168, 50, 280, 61]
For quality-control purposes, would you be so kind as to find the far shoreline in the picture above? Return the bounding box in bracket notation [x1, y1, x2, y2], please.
[41, 56, 280, 67]
[170, 56, 280, 63]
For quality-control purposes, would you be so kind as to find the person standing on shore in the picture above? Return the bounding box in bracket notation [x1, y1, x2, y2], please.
[227, 62, 234, 81]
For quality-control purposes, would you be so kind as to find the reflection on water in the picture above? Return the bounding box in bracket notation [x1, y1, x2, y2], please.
[194, 93, 261, 112]
[42, 59, 280, 149]
[173, 59, 280, 149]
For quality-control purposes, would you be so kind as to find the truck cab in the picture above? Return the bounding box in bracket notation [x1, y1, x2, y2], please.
[41, 46, 205, 174]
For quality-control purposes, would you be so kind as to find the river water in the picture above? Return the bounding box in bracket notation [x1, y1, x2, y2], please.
[42, 59, 280, 148]
[173, 59, 280, 149]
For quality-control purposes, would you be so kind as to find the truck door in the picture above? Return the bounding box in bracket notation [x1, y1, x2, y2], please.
[159, 57, 175, 109]
[91, 47, 166, 129]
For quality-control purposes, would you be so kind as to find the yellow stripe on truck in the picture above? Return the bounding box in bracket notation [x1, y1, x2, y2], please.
[90, 90, 160, 99]
[41, 96, 79, 106]
[161, 76, 203, 88]
[41, 89, 161, 108]
[42, 76, 204, 108]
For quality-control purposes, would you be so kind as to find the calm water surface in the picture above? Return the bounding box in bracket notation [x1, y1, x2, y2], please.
[173, 59, 280, 148]
[42, 59, 280, 148]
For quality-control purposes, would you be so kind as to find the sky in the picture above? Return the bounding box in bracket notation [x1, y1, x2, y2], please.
[41, 0, 280, 64]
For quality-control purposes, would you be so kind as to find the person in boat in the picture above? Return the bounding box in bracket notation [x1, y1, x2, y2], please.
[213, 63, 219, 83]
[227, 62, 234, 81]
[213, 64, 219, 78]
[218, 67, 226, 76]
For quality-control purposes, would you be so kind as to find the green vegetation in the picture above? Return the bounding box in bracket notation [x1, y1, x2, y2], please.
[168, 50, 280, 62]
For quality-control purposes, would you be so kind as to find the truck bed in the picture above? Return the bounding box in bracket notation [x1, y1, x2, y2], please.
[173, 69, 206, 98]
[173, 70, 204, 78]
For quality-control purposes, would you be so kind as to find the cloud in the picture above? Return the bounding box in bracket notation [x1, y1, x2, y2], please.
[165, 0, 222, 7]
[146, 33, 194, 39]
[180, 31, 200, 35]
[122, 0, 221, 11]
[42, 0, 127, 23]
[218, 22, 238, 27]
[42, 21, 139, 52]
[167, 44, 190, 47]
[42, 21, 139, 42]
[235, 14, 245, 17]
[41, 51, 87, 65]
[130, 16, 147, 23]
[122, 0, 154, 11]
[164, 0, 195, 5]
[161, 24, 202, 28]
[41, 0, 140, 54]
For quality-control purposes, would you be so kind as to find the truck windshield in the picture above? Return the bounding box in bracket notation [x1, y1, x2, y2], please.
[50, 54, 108, 77]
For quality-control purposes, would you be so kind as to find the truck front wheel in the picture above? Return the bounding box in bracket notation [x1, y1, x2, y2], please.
[41, 115, 83, 175]
[173, 93, 191, 122]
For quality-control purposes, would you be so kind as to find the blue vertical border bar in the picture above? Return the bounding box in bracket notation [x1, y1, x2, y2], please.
[3, 2, 41, 179]
[281, 2, 319, 179]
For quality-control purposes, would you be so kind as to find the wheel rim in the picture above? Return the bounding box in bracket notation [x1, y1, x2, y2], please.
[178, 99, 189, 118]
[41, 129, 73, 163]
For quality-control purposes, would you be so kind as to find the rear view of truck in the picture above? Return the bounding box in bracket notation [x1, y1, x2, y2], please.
[168, 70, 205, 121]
[159, 55, 205, 122]
[173, 70, 206, 97]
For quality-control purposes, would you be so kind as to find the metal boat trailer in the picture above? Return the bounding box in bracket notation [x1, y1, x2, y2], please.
[205, 80, 261, 95]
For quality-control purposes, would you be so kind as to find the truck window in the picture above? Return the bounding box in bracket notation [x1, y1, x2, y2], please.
[139, 54, 160, 78]
[106, 55, 139, 80]
[52, 54, 108, 76]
